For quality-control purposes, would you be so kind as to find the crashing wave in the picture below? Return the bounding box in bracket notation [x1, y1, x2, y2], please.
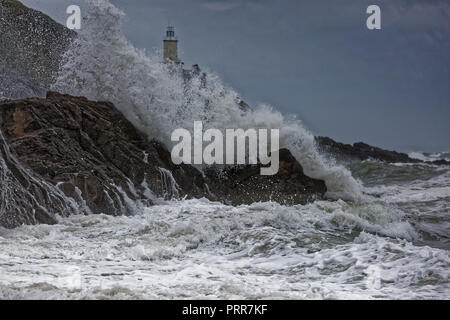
[52, 0, 363, 201]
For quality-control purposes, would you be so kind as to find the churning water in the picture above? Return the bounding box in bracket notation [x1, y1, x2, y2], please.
[0, 0, 448, 299]
[0, 162, 449, 299]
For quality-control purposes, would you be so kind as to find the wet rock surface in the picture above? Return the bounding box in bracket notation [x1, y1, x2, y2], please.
[0, 93, 327, 227]
[204, 149, 327, 206]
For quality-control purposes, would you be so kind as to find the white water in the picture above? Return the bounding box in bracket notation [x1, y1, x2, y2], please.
[0, 173, 449, 299]
[1, 159, 448, 299]
[409, 151, 450, 162]
[52, 0, 362, 201]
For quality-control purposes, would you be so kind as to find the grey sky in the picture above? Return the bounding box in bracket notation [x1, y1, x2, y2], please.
[22, 0, 450, 152]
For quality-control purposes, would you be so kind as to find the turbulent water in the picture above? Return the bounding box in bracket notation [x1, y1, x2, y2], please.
[409, 151, 450, 163]
[0, 0, 448, 299]
[51, 0, 361, 201]
[0, 161, 449, 299]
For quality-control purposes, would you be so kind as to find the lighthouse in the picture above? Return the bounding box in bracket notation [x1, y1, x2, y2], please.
[163, 26, 180, 64]
[162, 25, 206, 85]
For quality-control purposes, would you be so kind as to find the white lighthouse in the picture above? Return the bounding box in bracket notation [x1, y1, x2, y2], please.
[163, 26, 180, 64]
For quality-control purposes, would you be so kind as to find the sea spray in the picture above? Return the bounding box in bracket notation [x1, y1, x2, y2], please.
[52, 0, 363, 201]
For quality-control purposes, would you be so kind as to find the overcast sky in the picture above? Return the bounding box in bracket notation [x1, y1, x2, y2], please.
[22, 0, 450, 152]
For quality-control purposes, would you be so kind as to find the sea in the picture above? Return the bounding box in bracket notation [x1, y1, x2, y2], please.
[0, 0, 448, 299]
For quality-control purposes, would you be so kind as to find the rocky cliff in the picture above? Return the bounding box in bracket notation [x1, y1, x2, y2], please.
[0, 93, 327, 228]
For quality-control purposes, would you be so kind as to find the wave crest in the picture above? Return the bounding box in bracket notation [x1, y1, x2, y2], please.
[52, 0, 363, 201]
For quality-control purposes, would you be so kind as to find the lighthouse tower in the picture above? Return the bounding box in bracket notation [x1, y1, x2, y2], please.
[163, 26, 180, 64]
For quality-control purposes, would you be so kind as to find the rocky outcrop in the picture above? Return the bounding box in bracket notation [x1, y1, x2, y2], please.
[0, 92, 206, 223]
[0, 93, 326, 228]
[315, 136, 449, 165]
[0, 0, 75, 99]
[0, 129, 79, 227]
[205, 149, 326, 205]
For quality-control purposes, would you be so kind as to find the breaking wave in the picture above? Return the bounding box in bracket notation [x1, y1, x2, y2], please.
[52, 0, 362, 201]
[409, 151, 450, 162]
[1, 195, 449, 299]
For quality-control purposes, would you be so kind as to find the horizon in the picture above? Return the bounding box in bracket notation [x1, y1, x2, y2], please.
[21, 0, 450, 153]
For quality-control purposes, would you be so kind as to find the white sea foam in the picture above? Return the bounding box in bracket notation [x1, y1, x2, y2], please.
[1, 150, 449, 299]
[0, 198, 448, 299]
[409, 151, 450, 162]
[364, 170, 450, 203]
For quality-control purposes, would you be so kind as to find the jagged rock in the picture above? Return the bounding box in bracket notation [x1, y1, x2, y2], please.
[315, 136, 417, 163]
[204, 149, 327, 205]
[315, 136, 449, 165]
[0, 129, 79, 228]
[0, 93, 327, 227]
[0, 92, 208, 226]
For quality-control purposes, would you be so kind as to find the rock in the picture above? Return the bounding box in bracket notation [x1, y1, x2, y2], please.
[0, 93, 326, 227]
[0, 129, 78, 228]
[315, 136, 422, 164]
[0, 92, 208, 227]
[428, 159, 450, 166]
[316, 136, 450, 165]
[204, 149, 327, 205]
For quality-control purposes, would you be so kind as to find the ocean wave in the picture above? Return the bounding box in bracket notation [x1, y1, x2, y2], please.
[51, 0, 363, 201]
[0, 198, 448, 299]
[409, 151, 450, 162]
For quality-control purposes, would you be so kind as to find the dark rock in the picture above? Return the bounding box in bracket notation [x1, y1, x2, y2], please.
[315, 136, 449, 166]
[0, 93, 327, 227]
[0, 92, 207, 227]
[0, 129, 77, 228]
[204, 148, 327, 205]
[315, 136, 423, 164]
[428, 159, 450, 166]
